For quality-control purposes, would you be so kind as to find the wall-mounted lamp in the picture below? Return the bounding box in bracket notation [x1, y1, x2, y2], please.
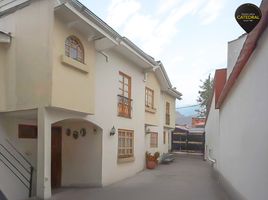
[110, 126, 116, 136]
[145, 127, 151, 134]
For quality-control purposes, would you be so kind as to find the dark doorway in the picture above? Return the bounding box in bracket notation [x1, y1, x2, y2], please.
[51, 127, 62, 188]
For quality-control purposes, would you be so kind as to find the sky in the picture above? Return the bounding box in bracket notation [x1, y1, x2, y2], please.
[80, 0, 261, 108]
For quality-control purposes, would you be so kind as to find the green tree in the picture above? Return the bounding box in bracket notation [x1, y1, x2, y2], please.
[196, 74, 214, 117]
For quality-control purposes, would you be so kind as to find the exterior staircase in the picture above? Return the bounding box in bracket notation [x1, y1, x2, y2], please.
[0, 139, 34, 199]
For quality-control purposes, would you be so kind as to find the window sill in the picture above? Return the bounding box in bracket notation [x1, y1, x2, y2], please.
[61, 55, 89, 73]
[118, 114, 132, 119]
[145, 107, 157, 114]
[117, 157, 135, 164]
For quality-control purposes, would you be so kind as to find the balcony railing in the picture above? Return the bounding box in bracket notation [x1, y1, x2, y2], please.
[118, 95, 132, 118]
[0, 139, 34, 198]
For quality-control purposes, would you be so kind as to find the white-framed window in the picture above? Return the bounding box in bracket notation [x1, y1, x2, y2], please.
[118, 129, 134, 159]
[166, 102, 170, 125]
[145, 87, 154, 108]
[118, 72, 132, 118]
[65, 35, 84, 63]
[150, 132, 158, 148]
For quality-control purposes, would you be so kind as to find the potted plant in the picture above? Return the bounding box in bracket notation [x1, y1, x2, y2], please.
[145, 151, 160, 169]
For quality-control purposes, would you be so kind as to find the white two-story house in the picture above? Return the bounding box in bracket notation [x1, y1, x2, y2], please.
[0, 0, 181, 199]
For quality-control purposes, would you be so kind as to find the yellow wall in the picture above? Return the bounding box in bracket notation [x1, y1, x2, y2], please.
[0, 0, 54, 111]
[145, 72, 161, 126]
[163, 93, 176, 128]
[0, 45, 6, 111]
[51, 17, 95, 114]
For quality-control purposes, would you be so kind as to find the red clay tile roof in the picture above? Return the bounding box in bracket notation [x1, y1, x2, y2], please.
[216, 0, 268, 108]
[204, 69, 226, 125]
[214, 69, 227, 109]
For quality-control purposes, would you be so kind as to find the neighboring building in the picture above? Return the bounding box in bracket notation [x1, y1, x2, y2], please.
[0, 1, 181, 199]
[205, 1, 268, 199]
[171, 125, 188, 152]
[172, 117, 205, 154]
[191, 117, 205, 128]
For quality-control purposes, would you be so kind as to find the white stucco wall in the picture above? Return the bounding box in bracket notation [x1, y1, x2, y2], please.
[88, 49, 146, 185]
[145, 126, 164, 154]
[0, 45, 6, 111]
[145, 92, 169, 156]
[0, 0, 53, 111]
[227, 34, 247, 79]
[54, 120, 102, 187]
[0, 115, 36, 200]
[205, 93, 220, 169]
[212, 27, 268, 200]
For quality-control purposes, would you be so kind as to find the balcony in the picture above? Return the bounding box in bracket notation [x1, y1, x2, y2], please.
[117, 95, 132, 118]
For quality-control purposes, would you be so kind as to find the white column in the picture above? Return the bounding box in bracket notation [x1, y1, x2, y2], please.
[37, 107, 51, 199]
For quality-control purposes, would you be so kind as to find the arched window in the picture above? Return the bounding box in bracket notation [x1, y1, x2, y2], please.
[65, 36, 84, 63]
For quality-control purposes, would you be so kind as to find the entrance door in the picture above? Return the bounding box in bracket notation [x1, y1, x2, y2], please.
[51, 127, 62, 188]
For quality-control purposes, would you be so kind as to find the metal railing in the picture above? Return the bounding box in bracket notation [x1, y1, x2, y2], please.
[117, 95, 132, 118]
[0, 139, 34, 198]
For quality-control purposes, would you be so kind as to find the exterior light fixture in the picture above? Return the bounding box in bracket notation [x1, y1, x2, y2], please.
[145, 126, 151, 134]
[110, 126, 116, 136]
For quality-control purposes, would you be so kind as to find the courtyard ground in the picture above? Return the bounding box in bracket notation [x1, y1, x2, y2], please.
[32, 154, 230, 200]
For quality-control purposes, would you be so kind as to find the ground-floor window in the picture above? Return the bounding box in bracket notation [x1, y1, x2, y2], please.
[118, 129, 134, 160]
[150, 132, 158, 148]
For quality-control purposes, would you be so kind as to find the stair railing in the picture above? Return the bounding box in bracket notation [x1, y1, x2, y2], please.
[0, 139, 34, 198]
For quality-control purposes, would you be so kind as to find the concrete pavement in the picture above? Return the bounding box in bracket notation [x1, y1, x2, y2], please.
[33, 154, 230, 200]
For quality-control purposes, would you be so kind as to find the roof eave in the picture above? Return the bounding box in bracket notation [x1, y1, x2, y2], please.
[0, 31, 11, 43]
[59, 0, 158, 69]
[216, 0, 268, 108]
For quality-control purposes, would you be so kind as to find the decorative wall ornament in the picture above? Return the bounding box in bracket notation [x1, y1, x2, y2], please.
[145, 126, 151, 134]
[80, 128, 86, 137]
[66, 128, 71, 136]
[66, 128, 87, 139]
[73, 131, 79, 139]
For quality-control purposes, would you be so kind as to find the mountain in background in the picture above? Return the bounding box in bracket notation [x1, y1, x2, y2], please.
[176, 105, 200, 116]
[176, 105, 201, 126]
[176, 111, 192, 126]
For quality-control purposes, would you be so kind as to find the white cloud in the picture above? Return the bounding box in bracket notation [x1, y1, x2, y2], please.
[199, 0, 226, 25]
[106, 0, 141, 28]
[104, 0, 227, 106]
[122, 14, 158, 42]
[105, 0, 207, 56]
[156, 0, 181, 14]
[124, 0, 204, 56]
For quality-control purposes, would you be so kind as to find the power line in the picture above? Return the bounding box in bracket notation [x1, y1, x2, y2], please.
[176, 104, 199, 109]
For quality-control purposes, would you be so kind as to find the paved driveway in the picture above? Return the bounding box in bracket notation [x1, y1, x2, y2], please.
[37, 154, 229, 200]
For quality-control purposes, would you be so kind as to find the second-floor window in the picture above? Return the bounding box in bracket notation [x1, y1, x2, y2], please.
[65, 36, 84, 63]
[165, 102, 170, 125]
[145, 87, 154, 108]
[118, 72, 132, 118]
